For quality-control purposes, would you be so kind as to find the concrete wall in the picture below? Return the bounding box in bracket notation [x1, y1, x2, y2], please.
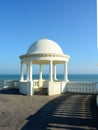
[48, 81, 67, 95]
[19, 81, 33, 95]
[48, 81, 98, 96]
[66, 82, 97, 94]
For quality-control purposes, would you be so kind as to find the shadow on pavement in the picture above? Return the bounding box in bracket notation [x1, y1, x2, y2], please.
[0, 88, 21, 95]
[0, 88, 48, 96]
[21, 93, 98, 130]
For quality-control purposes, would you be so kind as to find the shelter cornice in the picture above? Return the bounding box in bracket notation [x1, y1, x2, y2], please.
[20, 53, 70, 59]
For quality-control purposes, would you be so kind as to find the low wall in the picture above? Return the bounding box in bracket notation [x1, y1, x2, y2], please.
[48, 81, 98, 96]
[0, 80, 19, 90]
[66, 81, 97, 94]
[48, 81, 67, 95]
[0, 80, 98, 104]
[19, 81, 33, 95]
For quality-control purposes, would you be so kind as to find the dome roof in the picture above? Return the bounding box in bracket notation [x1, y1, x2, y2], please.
[27, 39, 64, 54]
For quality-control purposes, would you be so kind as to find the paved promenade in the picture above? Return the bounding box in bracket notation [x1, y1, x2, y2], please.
[0, 89, 98, 130]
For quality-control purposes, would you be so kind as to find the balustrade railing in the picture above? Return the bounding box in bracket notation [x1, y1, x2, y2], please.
[33, 80, 39, 88]
[0, 80, 98, 95]
[0, 80, 19, 90]
[33, 80, 48, 88]
[66, 81, 98, 94]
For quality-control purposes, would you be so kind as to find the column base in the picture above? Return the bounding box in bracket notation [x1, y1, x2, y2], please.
[64, 79, 69, 82]
[54, 78, 57, 81]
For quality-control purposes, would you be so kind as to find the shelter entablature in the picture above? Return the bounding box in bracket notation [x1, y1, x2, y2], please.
[20, 53, 70, 64]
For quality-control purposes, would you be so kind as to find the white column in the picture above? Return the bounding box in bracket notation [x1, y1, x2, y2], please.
[64, 62, 68, 81]
[26, 63, 29, 81]
[39, 64, 42, 79]
[29, 61, 32, 81]
[49, 60, 53, 81]
[20, 62, 24, 81]
[29, 61, 33, 95]
[54, 64, 57, 80]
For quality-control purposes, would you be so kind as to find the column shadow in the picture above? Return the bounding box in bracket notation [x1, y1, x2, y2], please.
[34, 88, 48, 95]
[21, 93, 98, 130]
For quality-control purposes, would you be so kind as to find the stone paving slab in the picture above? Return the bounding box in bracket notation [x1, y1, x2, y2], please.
[0, 89, 97, 130]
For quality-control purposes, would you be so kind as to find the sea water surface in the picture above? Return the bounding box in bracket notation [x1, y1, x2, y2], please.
[0, 74, 98, 82]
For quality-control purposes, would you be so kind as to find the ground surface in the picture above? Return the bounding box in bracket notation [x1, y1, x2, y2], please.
[0, 89, 97, 130]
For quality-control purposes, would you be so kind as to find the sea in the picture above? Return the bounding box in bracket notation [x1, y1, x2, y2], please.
[0, 74, 98, 82]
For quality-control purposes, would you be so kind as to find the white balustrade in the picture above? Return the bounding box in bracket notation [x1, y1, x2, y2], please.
[0, 80, 97, 95]
[66, 81, 97, 94]
[0, 80, 19, 90]
[33, 80, 48, 88]
[33, 80, 39, 88]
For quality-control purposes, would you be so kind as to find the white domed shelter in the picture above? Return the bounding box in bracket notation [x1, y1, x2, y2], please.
[19, 38, 70, 95]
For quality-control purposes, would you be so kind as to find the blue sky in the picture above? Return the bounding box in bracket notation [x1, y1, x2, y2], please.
[0, 0, 97, 74]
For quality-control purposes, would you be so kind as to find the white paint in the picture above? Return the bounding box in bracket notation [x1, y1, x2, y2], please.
[49, 60, 53, 81]
[64, 62, 68, 81]
[29, 61, 32, 81]
[20, 81, 33, 95]
[66, 81, 97, 93]
[39, 64, 42, 79]
[48, 81, 67, 95]
[27, 39, 64, 54]
[0, 80, 97, 96]
[20, 62, 24, 81]
[26, 63, 29, 81]
[54, 64, 57, 80]
[48, 81, 97, 96]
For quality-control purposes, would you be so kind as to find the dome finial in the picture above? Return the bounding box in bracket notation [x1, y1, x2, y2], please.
[41, 36, 46, 39]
